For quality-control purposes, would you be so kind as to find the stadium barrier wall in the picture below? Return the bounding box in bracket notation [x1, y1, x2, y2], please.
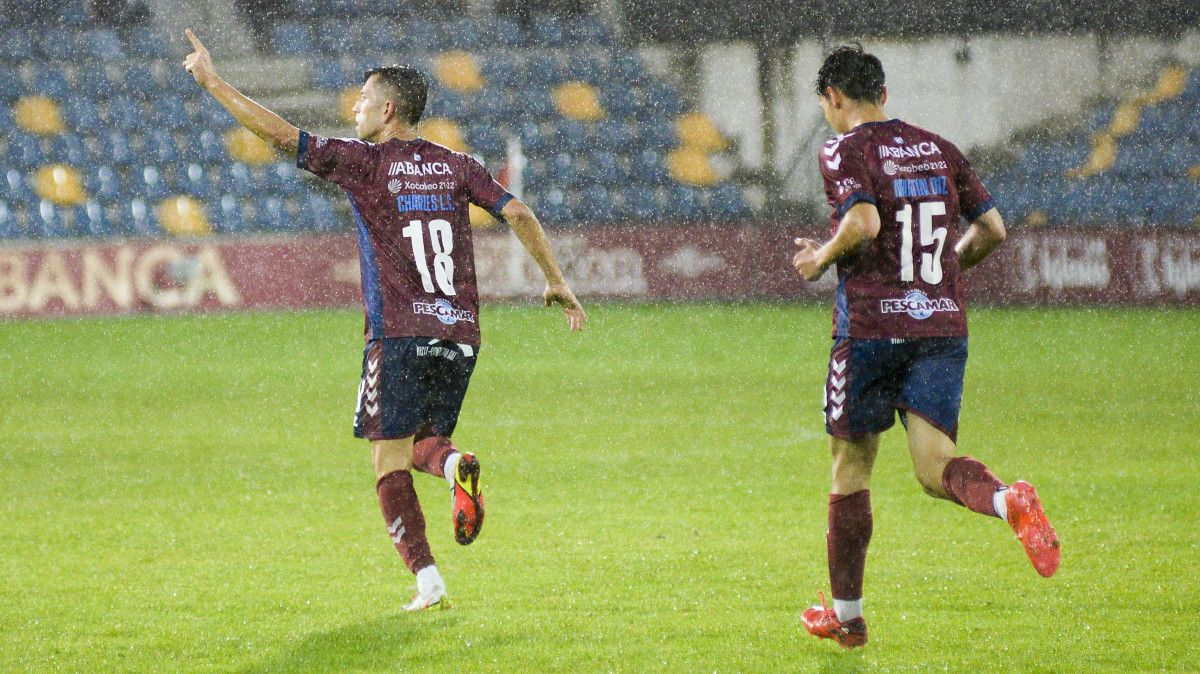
[1, 225, 1197, 319]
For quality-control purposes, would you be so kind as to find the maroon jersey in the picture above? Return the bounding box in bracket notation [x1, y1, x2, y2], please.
[820, 119, 994, 339]
[297, 131, 513, 345]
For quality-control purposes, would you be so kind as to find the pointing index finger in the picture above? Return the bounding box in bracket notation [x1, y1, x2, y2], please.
[185, 29, 206, 51]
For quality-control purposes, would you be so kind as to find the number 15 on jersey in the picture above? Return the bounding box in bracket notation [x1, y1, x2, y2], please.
[897, 201, 947, 284]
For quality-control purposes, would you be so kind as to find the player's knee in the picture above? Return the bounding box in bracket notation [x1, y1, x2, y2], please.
[372, 438, 415, 477]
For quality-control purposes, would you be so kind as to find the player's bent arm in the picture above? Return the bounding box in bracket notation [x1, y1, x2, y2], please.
[955, 207, 1006, 271]
[202, 78, 300, 153]
[817, 202, 882, 271]
[182, 29, 299, 153]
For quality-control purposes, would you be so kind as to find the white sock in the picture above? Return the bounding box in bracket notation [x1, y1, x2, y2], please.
[415, 565, 444, 595]
[443, 452, 462, 489]
[993, 487, 1009, 520]
[833, 598, 863, 622]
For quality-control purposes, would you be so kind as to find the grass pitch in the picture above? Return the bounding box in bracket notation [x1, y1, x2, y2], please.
[1, 304, 1197, 672]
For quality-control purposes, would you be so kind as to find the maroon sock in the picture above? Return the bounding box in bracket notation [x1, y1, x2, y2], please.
[411, 436, 458, 478]
[828, 490, 872, 601]
[376, 470, 435, 573]
[941, 456, 1006, 517]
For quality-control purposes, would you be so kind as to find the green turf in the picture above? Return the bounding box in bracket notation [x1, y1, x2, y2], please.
[1, 304, 1197, 672]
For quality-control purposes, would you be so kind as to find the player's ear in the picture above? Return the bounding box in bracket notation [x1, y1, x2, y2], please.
[878, 86, 888, 106]
[382, 99, 396, 124]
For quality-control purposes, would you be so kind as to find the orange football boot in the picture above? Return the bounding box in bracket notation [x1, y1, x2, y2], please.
[801, 592, 868, 649]
[452, 453, 484, 545]
[1005, 480, 1060, 577]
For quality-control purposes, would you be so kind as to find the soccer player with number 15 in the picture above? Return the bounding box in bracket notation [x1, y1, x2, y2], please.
[792, 45, 1059, 648]
[183, 30, 585, 611]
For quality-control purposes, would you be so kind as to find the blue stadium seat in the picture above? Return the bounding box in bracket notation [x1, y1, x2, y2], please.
[530, 16, 567, 48]
[293, 0, 324, 17]
[256, 196, 292, 231]
[189, 95, 234, 126]
[554, 119, 590, 153]
[0, 201, 22, 238]
[591, 119, 635, 151]
[473, 85, 514, 123]
[588, 151, 625, 185]
[85, 165, 123, 203]
[546, 152, 581, 188]
[123, 197, 160, 237]
[709, 182, 751, 219]
[0, 104, 13, 134]
[465, 125, 506, 159]
[670, 185, 705, 220]
[360, 20, 403, 53]
[3, 167, 33, 203]
[118, 64, 159, 98]
[400, 20, 442, 50]
[489, 17, 524, 49]
[150, 96, 190, 130]
[95, 131, 135, 167]
[208, 194, 247, 233]
[30, 68, 70, 99]
[143, 130, 179, 164]
[569, 15, 614, 46]
[517, 120, 550, 156]
[178, 163, 212, 200]
[9, 133, 44, 169]
[522, 88, 556, 119]
[567, 53, 606, 83]
[105, 96, 144, 131]
[632, 148, 669, 184]
[32, 200, 70, 238]
[575, 186, 611, 223]
[528, 187, 572, 224]
[0, 29, 34, 62]
[526, 52, 565, 86]
[601, 87, 639, 119]
[57, 0, 92, 26]
[266, 162, 303, 195]
[217, 163, 257, 197]
[74, 63, 113, 100]
[444, 18, 484, 50]
[479, 56, 520, 88]
[136, 165, 171, 200]
[314, 19, 363, 55]
[0, 69, 22, 102]
[164, 66, 197, 95]
[640, 82, 685, 117]
[1182, 70, 1200, 100]
[300, 193, 339, 231]
[37, 28, 77, 61]
[80, 200, 113, 236]
[618, 185, 660, 220]
[81, 29, 124, 60]
[122, 28, 173, 60]
[273, 22, 316, 56]
[425, 89, 470, 119]
[610, 53, 648, 86]
[310, 60, 347, 91]
[49, 134, 87, 165]
[191, 129, 226, 164]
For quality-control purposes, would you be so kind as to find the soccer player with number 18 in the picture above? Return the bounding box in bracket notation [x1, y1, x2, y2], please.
[792, 45, 1060, 648]
[182, 30, 585, 611]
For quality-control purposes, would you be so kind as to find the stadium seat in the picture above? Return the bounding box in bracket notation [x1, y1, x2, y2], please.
[554, 119, 590, 153]
[0, 104, 13, 134]
[709, 182, 751, 219]
[81, 29, 125, 61]
[118, 64, 159, 99]
[273, 22, 316, 56]
[473, 85, 515, 123]
[554, 81, 606, 122]
[94, 132, 135, 167]
[400, 19, 442, 50]
[299, 193, 338, 231]
[84, 165, 123, 203]
[359, 20, 403, 53]
[310, 60, 346, 91]
[443, 18, 484, 51]
[676, 112, 728, 153]
[0, 201, 22, 238]
[575, 186, 611, 223]
[546, 152, 581, 188]
[0, 29, 34, 62]
[567, 53, 607, 84]
[32, 199, 70, 238]
[631, 148, 670, 184]
[479, 56, 520, 89]
[74, 63, 114, 100]
[123, 197, 160, 237]
[136, 165, 171, 201]
[255, 196, 292, 231]
[225, 127, 277, 165]
[3, 167, 34, 203]
[314, 19, 364, 55]
[636, 121, 679, 151]
[104, 96, 143, 132]
[209, 194, 248, 233]
[143, 129, 179, 164]
[158, 195, 212, 236]
[570, 14, 614, 46]
[216, 163, 256, 198]
[434, 51, 485, 93]
[0, 69, 21, 102]
[9, 133, 45, 169]
[489, 17, 524, 49]
[191, 129, 226, 164]
[267, 162, 303, 195]
[591, 119, 635, 151]
[668, 147, 719, 187]
[80, 200, 112, 236]
[530, 16, 568, 48]
[29, 68, 70, 100]
[14, 96, 65, 136]
[527, 52, 566, 86]
[49, 134, 87, 165]
[589, 151, 626, 185]
[150, 96, 190, 131]
[37, 28, 77, 61]
[123, 29, 173, 60]
[464, 125, 506, 159]
[421, 118, 469, 153]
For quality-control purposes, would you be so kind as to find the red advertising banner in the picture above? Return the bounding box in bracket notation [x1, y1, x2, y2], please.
[1, 225, 1197, 319]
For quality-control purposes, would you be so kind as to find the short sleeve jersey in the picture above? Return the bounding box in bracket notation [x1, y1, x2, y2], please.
[819, 119, 994, 339]
[297, 131, 513, 345]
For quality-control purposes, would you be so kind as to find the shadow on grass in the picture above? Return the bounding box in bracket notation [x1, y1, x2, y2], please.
[242, 611, 466, 673]
[812, 648, 869, 673]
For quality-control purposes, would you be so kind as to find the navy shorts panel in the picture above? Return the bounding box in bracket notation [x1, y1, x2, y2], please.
[354, 337, 478, 441]
[825, 336, 967, 443]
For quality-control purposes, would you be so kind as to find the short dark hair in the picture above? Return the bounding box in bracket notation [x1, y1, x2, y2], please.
[815, 44, 885, 103]
[363, 65, 429, 125]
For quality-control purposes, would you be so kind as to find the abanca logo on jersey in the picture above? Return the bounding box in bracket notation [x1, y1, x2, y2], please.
[388, 161, 452, 177]
[413, 298, 476, 325]
[877, 141, 941, 159]
[880, 290, 960, 320]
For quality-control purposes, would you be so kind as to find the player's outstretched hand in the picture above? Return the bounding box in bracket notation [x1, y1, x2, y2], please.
[182, 29, 217, 89]
[544, 283, 586, 332]
[793, 237, 827, 281]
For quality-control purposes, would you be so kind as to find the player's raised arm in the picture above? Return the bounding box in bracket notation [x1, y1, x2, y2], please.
[955, 207, 1006, 272]
[182, 29, 300, 153]
[499, 199, 586, 332]
[793, 201, 882, 281]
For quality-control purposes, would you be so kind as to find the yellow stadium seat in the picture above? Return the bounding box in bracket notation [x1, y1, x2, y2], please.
[1139, 65, 1188, 104]
[15, 96, 66, 136]
[675, 112, 728, 153]
[435, 51, 485, 93]
[1023, 210, 1050, 227]
[1068, 134, 1117, 180]
[667, 147, 719, 187]
[157, 196, 213, 236]
[34, 164, 86, 206]
[1107, 101, 1141, 138]
[554, 81, 605, 122]
[339, 86, 358, 125]
[421, 117, 469, 152]
[225, 127, 276, 164]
